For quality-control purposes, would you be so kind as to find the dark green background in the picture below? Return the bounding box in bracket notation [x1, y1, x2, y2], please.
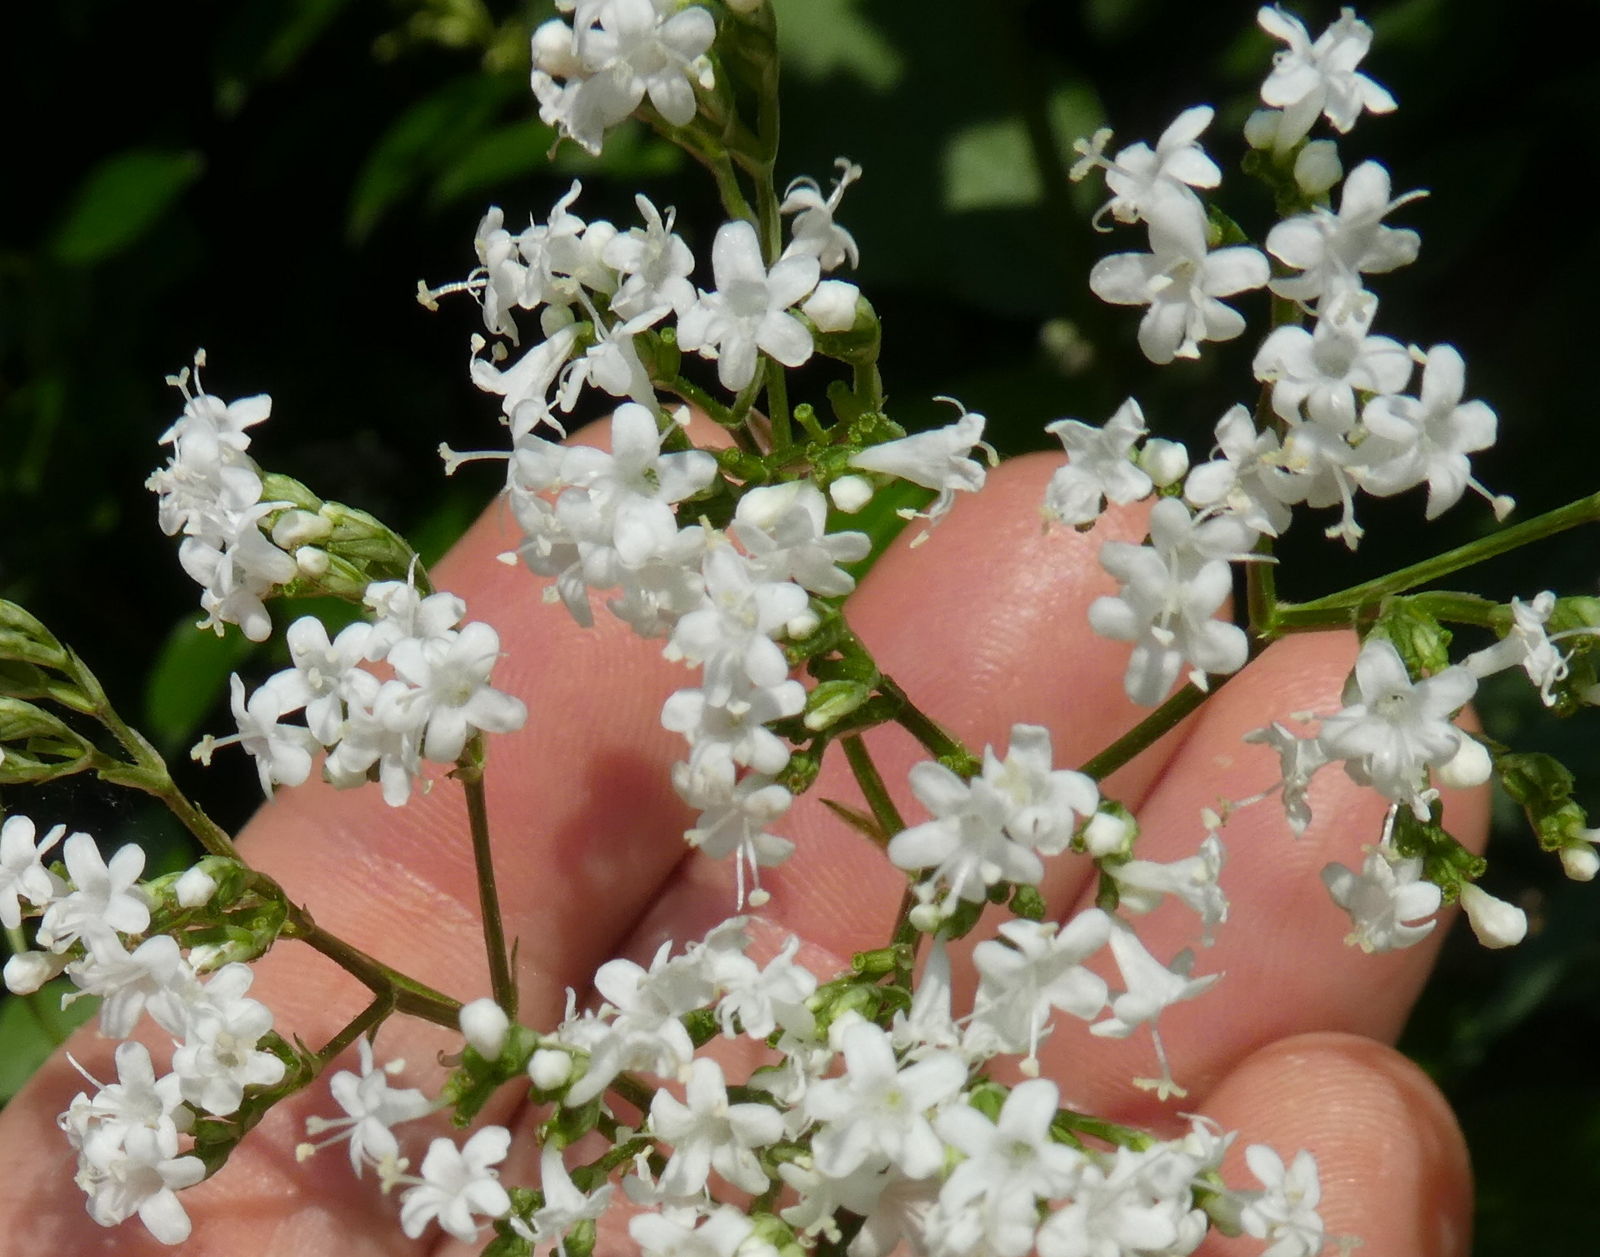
[3, 1, 1597, 1249]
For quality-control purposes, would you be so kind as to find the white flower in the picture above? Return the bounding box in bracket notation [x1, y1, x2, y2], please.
[967, 913, 1111, 1071]
[677, 219, 820, 391]
[171, 962, 287, 1116]
[1267, 160, 1421, 308]
[732, 480, 870, 598]
[666, 546, 808, 707]
[1464, 591, 1570, 704]
[301, 1039, 434, 1175]
[199, 672, 318, 797]
[1258, 6, 1396, 145]
[1183, 404, 1306, 537]
[510, 1144, 614, 1252]
[64, 933, 195, 1038]
[533, 0, 717, 156]
[781, 158, 863, 271]
[1239, 1145, 1326, 1257]
[387, 621, 527, 764]
[37, 833, 150, 954]
[1093, 105, 1220, 254]
[1091, 225, 1269, 364]
[934, 1079, 1082, 1246]
[1111, 833, 1228, 943]
[804, 1020, 966, 1179]
[848, 407, 991, 528]
[1088, 497, 1251, 706]
[981, 723, 1100, 855]
[1042, 398, 1153, 527]
[629, 1205, 756, 1257]
[650, 1057, 783, 1196]
[1316, 636, 1476, 819]
[1253, 290, 1412, 431]
[1360, 343, 1504, 519]
[1242, 720, 1329, 834]
[889, 762, 1041, 914]
[604, 194, 698, 322]
[1321, 845, 1441, 952]
[0, 814, 64, 930]
[398, 1125, 513, 1242]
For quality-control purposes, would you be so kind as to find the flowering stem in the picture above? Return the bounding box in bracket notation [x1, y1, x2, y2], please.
[879, 675, 979, 775]
[455, 735, 518, 1018]
[841, 734, 905, 844]
[282, 905, 461, 1028]
[1077, 681, 1213, 782]
[1269, 489, 1600, 631]
[312, 993, 391, 1070]
[765, 357, 792, 453]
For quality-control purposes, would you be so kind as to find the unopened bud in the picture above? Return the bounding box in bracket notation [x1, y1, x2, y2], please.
[174, 865, 218, 908]
[1139, 438, 1190, 489]
[459, 998, 510, 1059]
[1083, 810, 1133, 858]
[1458, 883, 1528, 948]
[271, 509, 333, 550]
[3, 949, 64, 995]
[828, 475, 873, 514]
[1243, 108, 1283, 151]
[528, 1048, 573, 1091]
[1561, 844, 1600, 882]
[802, 280, 860, 333]
[1437, 736, 1491, 790]
[1294, 140, 1342, 196]
[531, 20, 579, 75]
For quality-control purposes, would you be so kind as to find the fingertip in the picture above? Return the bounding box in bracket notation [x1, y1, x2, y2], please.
[1199, 1032, 1472, 1257]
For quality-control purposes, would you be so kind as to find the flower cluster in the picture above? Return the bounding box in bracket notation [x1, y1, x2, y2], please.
[2, 822, 304, 1244]
[145, 356, 295, 641]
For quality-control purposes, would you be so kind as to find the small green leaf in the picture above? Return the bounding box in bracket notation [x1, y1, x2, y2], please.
[773, 0, 903, 91]
[50, 149, 204, 266]
[143, 616, 258, 758]
[0, 979, 99, 1103]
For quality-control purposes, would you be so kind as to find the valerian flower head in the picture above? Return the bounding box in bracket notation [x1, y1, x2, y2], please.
[1316, 636, 1476, 819]
[677, 218, 819, 392]
[532, 0, 717, 157]
[1042, 398, 1153, 527]
[1321, 845, 1441, 952]
[1266, 160, 1422, 309]
[848, 404, 992, 530]
[1090, 226, 1269, 365]
[1258, 6, 1396, 146]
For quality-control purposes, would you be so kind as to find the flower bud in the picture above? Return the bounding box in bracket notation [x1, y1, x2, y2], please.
[459, 998, 510, 1060]
[1243, 108, 1283, 151]
[528, 1048, 573, 1091]
[1437, 736, 1491, 790]
[802, 281, 860, 333]
[271, 509, 332, 550]
[1458, 883, 1528, 948]
[3, 949, 64, 995]
[295, 546, 331, 578]
[1083, 809, 1134, 858]
[531, 20, 579, 76]
[1139, 438, 1190, 489]
[1560, 844, 1599, 882]
[1294, 140, 1343, 196]
[828, 475, 873, 514]
[174, 865, 218, 908]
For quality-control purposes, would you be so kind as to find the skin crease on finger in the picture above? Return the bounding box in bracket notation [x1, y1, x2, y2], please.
[0, 442, 1480, 1255]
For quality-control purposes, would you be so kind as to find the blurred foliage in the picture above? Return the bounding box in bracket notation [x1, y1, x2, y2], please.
[3, 0, 1599, 1248]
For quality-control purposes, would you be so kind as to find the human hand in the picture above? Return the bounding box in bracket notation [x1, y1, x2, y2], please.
[0, 443, 1480, 1256]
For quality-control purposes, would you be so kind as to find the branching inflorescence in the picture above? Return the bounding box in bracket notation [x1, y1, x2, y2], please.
[6, 4, 1600, 1255]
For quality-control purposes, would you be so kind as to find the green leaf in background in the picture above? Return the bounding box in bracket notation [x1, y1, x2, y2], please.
[348, 72, 523, 241]
[49, 148, 204, 266]
[143, 617, 259, 759]
[214, 0, 357, 113]
[0, 979, 97, 1103]
[773, 0, 904, 91]
[941, 85, 1103, 213]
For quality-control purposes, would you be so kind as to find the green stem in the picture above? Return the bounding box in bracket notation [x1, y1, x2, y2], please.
[878, 674, 978, 773]
[1270, 490, 1600, 629]
[1077, 681, 1213, 782]
[841, 734, 906, 840]
[765, 357, 792, 454]
[313, 993, 392, 1068]
[456, 737, 517, 1018]
[282, 904, 461, 1028]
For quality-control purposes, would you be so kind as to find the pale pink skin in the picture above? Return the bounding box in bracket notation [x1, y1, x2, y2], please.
[0, 418, 1478, 1257]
